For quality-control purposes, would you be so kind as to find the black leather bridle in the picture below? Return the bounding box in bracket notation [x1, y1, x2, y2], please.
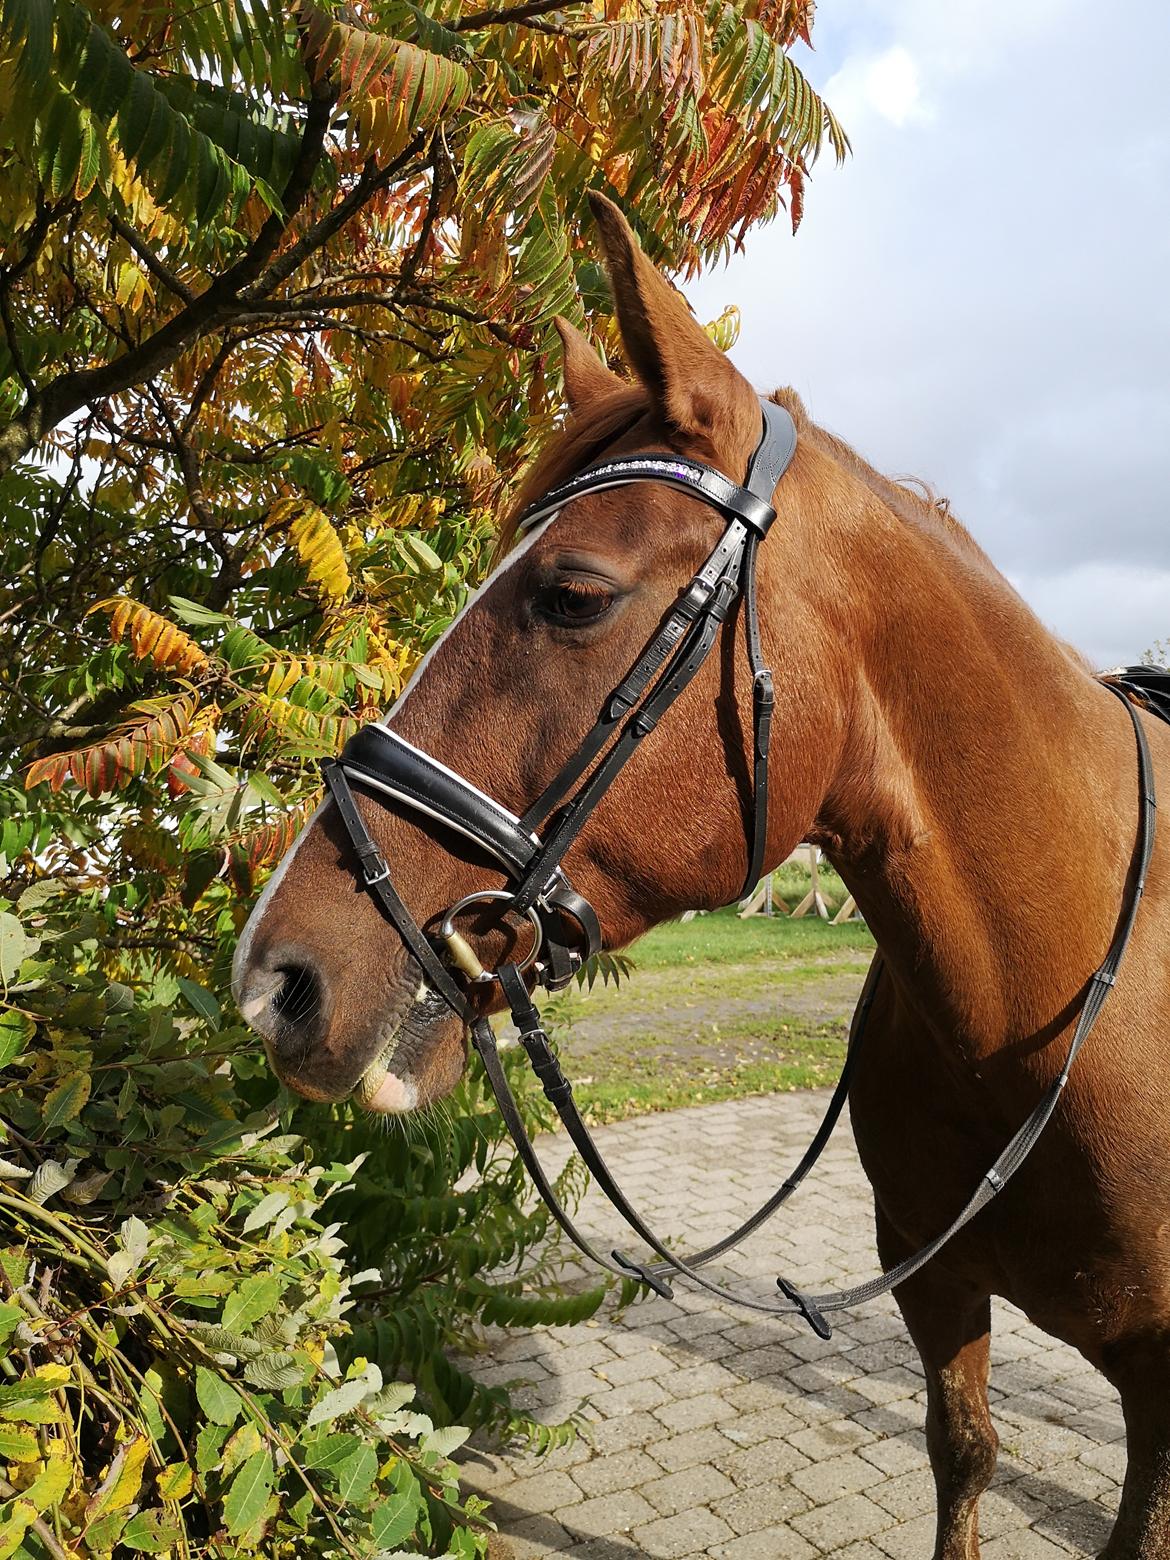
[320, 403, 1159, 1334]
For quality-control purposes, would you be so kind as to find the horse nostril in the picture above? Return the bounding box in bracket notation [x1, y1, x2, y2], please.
[271, 963, 322, 1034]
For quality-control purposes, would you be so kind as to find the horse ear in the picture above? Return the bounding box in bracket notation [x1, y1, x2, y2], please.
[586, 191, 758, 454]
[553, 316, 623, 413]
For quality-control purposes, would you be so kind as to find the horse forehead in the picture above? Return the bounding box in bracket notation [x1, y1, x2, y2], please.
[523, 476, 707, 567]
[392, 464, 712, 726]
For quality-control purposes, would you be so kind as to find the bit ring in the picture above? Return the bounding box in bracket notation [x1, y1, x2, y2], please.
[439, 890, 543, 983]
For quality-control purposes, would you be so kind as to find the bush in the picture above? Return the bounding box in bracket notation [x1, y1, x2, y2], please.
[0, 885, 603, 1556]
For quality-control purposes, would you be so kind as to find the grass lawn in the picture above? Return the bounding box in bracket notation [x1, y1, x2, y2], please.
[543, 889, 875, 1125]
[627, 907, 874, 968]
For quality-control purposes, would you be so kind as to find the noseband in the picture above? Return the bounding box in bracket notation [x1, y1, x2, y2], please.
[321, 403, 1158, 1332]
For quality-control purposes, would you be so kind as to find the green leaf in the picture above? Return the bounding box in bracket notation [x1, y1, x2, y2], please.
[74, 106, 103, 196]
[335, 1443, 377, 1503]
[222, 1272, 280, 1333]
[0, 914, 33, 983]
[0, 1378, 61, 1423]
[41, 1069, 91, 1128]
[222, 1447, 273, 1536]
[167, 595, 232, 627]
[0, 1304, 23, 1348]
[420, 1424, 469, 1459]
[105, 980, 135, 1012]
[177, 977, 220, 1029]
[195, 1421, 229, 1474]
[299, 1431, 362, 1472]
[0, 1009, 33, 1066]
[400, 532, 443, 572]
[371, 1489, 419, 1549]
[184, 1322, 266, 1359]
[243, 1352, 304, 1391]
[121, 1509, 184, 1552]
[241, 1189, 289, 1233]
[305, 1362, 381, 1428]
[194, 1366, 241, 1428]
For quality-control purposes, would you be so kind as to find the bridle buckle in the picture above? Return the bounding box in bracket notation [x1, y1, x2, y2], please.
[360, 851, 391, 887]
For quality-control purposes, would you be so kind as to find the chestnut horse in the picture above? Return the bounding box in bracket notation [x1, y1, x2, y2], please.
[234, 195, 1170, 1558]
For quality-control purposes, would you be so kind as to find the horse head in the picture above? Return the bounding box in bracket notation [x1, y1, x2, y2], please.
[232, 195, 848, 1111]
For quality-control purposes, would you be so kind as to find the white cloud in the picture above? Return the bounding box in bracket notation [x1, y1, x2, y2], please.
[826, 45, 929, 127]
[690, 0, 1170, 667]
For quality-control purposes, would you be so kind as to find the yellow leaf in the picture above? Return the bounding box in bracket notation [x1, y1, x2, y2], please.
[101, 1435, 150, 1515]
[221, 1422, 262, 1476]
[156, 1462, 193, 1501]
[266, 659, 302, 700]
[0, 1499, 36, 1559]
[32, 1365, 70, 1385]
[21, 1441, 72, 1515]
[0, 1427, 40, 1461]
[268, 499, 352, 604]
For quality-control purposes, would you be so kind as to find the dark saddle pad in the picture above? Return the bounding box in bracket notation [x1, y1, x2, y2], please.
[1102, 664, 1170, 727]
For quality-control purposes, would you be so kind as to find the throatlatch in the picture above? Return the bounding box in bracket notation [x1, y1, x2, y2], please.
[322, 393, 1160, 1333]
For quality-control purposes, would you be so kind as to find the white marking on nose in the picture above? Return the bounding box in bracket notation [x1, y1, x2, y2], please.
[365, 1071, 419, 1114]
[387, 516, 556, 719]
[239, 991, 275, 1023]
[232, 800, 328, 1013]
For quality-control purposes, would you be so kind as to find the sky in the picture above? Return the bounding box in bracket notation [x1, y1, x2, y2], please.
[688, 0, 1170, 669]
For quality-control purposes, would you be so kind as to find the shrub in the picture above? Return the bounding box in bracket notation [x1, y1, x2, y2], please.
[0, 886, 604, 1555]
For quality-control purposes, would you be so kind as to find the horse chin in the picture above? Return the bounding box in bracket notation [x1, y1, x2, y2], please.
[353, 988, 467, 1115]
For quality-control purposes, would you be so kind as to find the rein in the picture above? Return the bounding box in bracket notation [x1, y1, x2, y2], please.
[320, 405, 1158, 1335]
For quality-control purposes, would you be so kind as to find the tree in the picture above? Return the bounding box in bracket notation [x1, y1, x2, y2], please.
[0, 1, 843, 1551]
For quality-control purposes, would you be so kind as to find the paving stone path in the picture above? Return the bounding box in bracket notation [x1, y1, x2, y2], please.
[458, 1092, 1126, 1559]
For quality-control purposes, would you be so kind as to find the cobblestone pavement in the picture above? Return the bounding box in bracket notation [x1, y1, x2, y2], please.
[458, 1093, 1125, 1559]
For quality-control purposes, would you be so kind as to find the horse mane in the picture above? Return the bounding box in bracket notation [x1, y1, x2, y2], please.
[765, 386, 989, 564]
[765, 388, 1093, 669]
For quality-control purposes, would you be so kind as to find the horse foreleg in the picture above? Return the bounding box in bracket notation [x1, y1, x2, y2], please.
[877, 1207, 997, 1560]
[1098, 1333, 1170, 1558]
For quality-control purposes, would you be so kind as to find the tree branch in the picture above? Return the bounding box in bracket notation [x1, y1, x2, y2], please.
[148, 386, 218, 533]
[396, 143, 447, 293]
[108, 211, 196, 304]
[0, 195, 63, 394]
[243, 135, 428, 301]
[454, 0, 581, 29]
[0, 80, 338, 476]
[396, 286, 528, 347]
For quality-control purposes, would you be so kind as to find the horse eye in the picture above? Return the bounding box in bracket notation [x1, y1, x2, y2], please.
[539, 579, 616, 626]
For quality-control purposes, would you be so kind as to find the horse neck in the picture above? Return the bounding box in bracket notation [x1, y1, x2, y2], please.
[800, 470, 1138, 1060]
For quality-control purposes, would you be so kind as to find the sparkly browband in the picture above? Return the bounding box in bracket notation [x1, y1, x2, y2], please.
[517, 403, 798, 539]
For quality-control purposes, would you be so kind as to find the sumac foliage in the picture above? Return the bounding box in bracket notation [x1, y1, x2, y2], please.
[0, 0, 842, 1551]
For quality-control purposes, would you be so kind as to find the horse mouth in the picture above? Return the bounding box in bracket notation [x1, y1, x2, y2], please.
[354, 1017, 418, 1112]
[353, 983, 461, 1114]
[353, 1000, 419, 1114]
[355, 1056, 418, 1113]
